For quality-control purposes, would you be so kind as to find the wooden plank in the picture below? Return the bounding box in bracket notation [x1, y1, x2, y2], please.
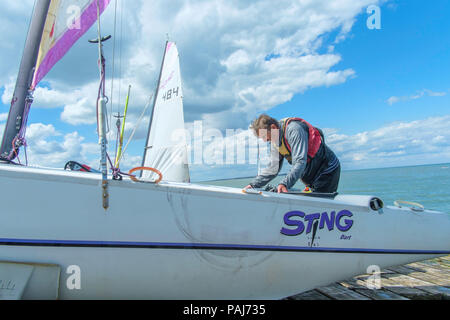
[434, 256, 450, 263]
[387, 265, 450, 286]
[415, 285, 450, 298]
[339, 269, 396, 290]
[354, 288, 409, 300]
[381, 273, 449, 299]
[316, 283, 371, 300]
[426, 259, 449, 269]
[436, 259, 450, 267]
[290, 290, 332, 300]
[382, 285, 431, 299]
[411, 258, 450, 270]
[379, 275, 432, 299]
[291, 256, 450, 301]
[407, 262, 450, 278]
[339, 278, 368, 290]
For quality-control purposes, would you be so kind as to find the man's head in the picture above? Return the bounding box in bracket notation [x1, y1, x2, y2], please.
[250, 114, 280, 142]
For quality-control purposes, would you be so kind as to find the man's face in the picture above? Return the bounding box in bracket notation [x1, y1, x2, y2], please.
[257, 124, 279, 143]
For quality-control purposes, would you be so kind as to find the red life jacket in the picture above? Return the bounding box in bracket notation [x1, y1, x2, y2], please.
[280, 118, 323, 163]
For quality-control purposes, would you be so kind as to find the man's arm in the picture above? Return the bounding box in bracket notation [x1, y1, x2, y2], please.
[248, 146, 284, 188]
[279, 122, 308, 190]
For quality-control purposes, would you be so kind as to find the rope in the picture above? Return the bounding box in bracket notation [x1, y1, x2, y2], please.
[105, 152, 135, 180]
[7, 91, 34, 165]
[128, 167, 163, 184]
[394, 200, 425, 212]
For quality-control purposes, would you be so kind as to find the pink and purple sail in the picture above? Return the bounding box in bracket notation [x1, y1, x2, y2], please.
[32, 0, 111, 89]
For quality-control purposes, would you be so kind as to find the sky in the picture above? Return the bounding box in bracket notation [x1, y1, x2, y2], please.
[0, 0, 449, 182]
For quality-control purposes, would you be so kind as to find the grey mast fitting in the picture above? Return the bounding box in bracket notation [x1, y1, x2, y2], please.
[0, 0, 51, 160]
[91, 0, 111, 210]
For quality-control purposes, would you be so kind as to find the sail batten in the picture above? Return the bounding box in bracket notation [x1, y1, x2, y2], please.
[142, 42, 190, 183]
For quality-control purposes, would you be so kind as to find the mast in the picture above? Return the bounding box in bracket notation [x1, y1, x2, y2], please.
[140, 41, 169, 174]
[0, 0, 51, 160]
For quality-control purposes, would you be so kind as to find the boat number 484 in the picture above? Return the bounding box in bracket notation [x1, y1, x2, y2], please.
[281, 210, 354, 236]
[162, 87, 180, 101]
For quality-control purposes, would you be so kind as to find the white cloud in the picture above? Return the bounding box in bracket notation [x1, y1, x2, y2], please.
[1, 80, 15, 106]
[6, 112, 450, 181]
[61, 97, 96, 125]
[125, 0, 379, 129]
[387, 89, 447, 105]
[2, 1, 382, 135]
[0, 1, 35, 84]
[220, 50, 252, 72]
[27, 123, 60, 141]
[184, 115, 450, 181]
[386, 96, 400, 105]
[1, 76, 153, 128]
[117, 154, 143, 171]
[326, 115, 450, 169]
[14, 123, 99, 168]
[12, 0, 450, 177]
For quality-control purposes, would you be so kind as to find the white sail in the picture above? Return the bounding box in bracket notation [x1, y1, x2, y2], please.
[142, 42, 190, 183]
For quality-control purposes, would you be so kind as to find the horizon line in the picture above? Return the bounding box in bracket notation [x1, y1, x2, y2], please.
[194, 161, 450, 183]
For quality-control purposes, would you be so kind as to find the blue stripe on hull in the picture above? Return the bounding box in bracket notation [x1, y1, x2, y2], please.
[0, 238, 448, 255]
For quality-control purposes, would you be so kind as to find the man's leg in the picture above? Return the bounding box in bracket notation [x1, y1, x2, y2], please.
[311, 165, 341, 193]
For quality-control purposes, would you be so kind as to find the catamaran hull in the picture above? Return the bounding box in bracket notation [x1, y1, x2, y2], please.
[0, 164, 449, 299]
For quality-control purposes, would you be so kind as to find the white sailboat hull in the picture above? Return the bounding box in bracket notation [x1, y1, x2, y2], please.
[0, 164, 449, 299]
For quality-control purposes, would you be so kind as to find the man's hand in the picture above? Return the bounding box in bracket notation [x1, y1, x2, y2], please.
[277, 184, 288, 193]
[244, 185, 253, 189]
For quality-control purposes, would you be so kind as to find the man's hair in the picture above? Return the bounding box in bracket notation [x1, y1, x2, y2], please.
[250, 114, 279, 136]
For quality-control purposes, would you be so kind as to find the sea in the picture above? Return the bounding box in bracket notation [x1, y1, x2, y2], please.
[200, 163, 450, 214]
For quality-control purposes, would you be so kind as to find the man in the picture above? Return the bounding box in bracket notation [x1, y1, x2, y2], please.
[245, 114, 340, 194]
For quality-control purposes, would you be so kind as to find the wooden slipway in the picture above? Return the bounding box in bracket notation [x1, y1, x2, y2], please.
[288, 255, 450, 300]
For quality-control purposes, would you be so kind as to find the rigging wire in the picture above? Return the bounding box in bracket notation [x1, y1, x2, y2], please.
[117, 0, 124, 117]
[109, 0, 118, 132]
[112, 0, 125, 167]
[109, 0, 119, 162]
[117, 94, 154, 165]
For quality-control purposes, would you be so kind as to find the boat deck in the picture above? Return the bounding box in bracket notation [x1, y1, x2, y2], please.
[287, 255, 450, 300]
